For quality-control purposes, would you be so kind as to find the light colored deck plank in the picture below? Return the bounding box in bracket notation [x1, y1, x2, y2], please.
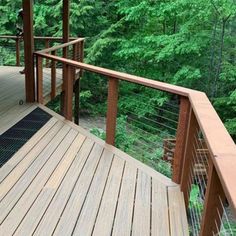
[71, 149, 114, 236]
[53, 143, 104, 236]
[92, 156, 125, 236]
[152, 178, 170, 236]
[132, 169, 151, 236]
[40, 104, 177, 188]
[14, 133, 86, 236]
[112, 163, 137, 236]
[0, 117, 58, 183]
[0, 128, 77, 235]
[0, 121, 64, 200]
[168, 186, 189, 236]
[0, 67, 189, 236]
[0, 125, 71, 224]
[32, 138, 96, 236]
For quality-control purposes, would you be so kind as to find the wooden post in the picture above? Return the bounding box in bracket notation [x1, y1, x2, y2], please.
[200, 160, 225, 236]
[73, 42, 81, 125]
[106, 78, 119, 145]
[73, 43, 78, 61]
[180, 109, 199, 207]
[61, 0, 70, 115]
[63, 0, 70, 44]
[79, 40, 84, 77]
[36, 56, 43, 104]
[45, 39, 50, 67]
[64, 65, 73, 121]
[23, 0, 35, 103]
[172, 96, 191, 183]
[16, 38, 20, 66]
[71, 44, 77, 80]
[74, 79, 80, 125]
[51, 51, 56, 99]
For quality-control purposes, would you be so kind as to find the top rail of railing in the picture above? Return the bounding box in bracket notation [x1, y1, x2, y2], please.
[36, 38, 85, 54]
[0, 35, 77, 40]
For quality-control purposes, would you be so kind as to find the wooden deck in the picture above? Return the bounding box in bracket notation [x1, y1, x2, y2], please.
[0, 67, 189, 236]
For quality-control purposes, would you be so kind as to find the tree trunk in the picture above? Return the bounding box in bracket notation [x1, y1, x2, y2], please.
[212, 19, 227, 98]
[208, 15, 218, 94]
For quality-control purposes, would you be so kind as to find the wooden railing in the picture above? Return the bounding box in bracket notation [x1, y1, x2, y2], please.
[34, 39, 236, 235]
[0, 35, 77, 66]
[36, 38, 84, 105]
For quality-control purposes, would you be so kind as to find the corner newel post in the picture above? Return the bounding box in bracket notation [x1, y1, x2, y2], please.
[36, 56, 43, 104]
[180, 108, 199, 207]
[64, 64, 74, 121]
[172, 96, 191, 183]
[106, 77, 119, 146]
[199, 159, 225, 236]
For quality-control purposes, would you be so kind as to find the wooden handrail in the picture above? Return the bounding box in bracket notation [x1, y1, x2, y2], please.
[0, 35, 82, 67]
[35, 48, 236, 215]
[35, 52, 193, 97]
[36, 38, 85, 54]
[190, 92, 236, 213]
[0, 35, 77, 40]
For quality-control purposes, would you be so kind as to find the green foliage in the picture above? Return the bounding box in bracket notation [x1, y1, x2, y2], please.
[90, 128, 106, 140]
[189, 185, 204, 212]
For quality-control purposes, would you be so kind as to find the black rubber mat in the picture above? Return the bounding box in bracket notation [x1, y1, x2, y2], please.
[0, 108, 52, 167]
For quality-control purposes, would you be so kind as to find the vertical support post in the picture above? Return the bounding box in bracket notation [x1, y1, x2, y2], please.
[64, 65, 73, 121]
[16, 38, 20, 66]
[36, 56, 43, 104]
[74, 79, 80, 125]
[61, 0, 70, 114]
[180, 109, 199, 207]
[63, 0, 70, 44]
[72, 43, 78, 82]
[172, 96, 191, 183]
[23, 0, 35, 103]
[73, 42, 81, 125]
[106, 78, 119, 145]
[51, 51, 56, 100]
[79, 40, 84, 77]
[200, 160, 225, 236]
[45, 39, 50, 67]
[73, 43, 78, 61]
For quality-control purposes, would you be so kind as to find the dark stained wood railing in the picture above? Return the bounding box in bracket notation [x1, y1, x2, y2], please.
[34, 39, 236, 235]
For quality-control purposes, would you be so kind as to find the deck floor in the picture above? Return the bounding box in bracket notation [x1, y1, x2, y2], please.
[0, 67, 189, 236]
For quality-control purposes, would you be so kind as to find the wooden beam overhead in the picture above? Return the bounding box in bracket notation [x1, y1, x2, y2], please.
[63, 0, 70, 43]
[23, 0, 35, 103]
[61, 0, 70, 115]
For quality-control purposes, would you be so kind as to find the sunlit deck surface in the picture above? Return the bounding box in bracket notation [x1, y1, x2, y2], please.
[0, 67, 189, 236]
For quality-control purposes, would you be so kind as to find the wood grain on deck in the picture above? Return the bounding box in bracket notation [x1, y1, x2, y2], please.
[0, 66, 189, 236]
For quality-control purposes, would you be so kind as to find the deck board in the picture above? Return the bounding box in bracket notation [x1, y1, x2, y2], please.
[0, 66, 189, 236]
[92, 156, 125, 236]
[0, 118, 58, 183]
[132, 170, 151, 236]
[112, 163, 137, 236]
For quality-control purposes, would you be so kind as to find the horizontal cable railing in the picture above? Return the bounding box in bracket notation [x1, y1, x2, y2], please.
[0, 35, 78, 67]
[34, 39, 236, 235]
